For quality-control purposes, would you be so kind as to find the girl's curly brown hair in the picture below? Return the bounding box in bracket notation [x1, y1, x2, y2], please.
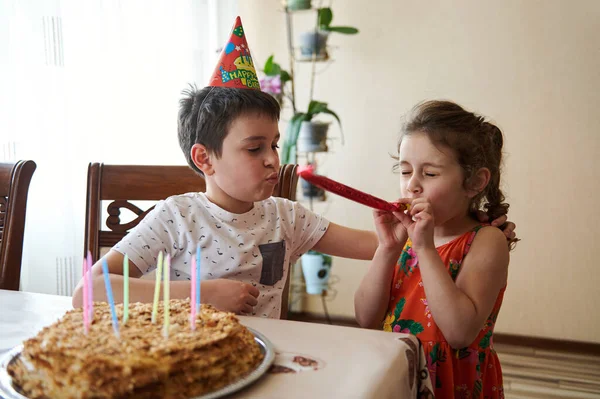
[394, 100, 518, 248]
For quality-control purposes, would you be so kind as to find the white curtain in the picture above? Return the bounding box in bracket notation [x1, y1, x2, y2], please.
[0, 0, 238, 295]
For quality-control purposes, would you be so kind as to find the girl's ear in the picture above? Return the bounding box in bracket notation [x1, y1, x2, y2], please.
[191, 144, 214, 176]
[466, 167, 491, 198]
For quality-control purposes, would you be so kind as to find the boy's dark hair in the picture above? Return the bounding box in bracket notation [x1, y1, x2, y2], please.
[395, 100, 517, 248]
[178, 85, 281, 175]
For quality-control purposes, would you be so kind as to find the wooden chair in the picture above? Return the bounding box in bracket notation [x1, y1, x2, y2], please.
[84, 162, 299, 318]
[0, 160, 37, 290]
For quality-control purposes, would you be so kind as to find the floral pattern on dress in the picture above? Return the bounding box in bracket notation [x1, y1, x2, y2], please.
[382, 226, 506, 398]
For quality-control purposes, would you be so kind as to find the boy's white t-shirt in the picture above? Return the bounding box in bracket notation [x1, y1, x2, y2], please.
[114, 193, 329, 318]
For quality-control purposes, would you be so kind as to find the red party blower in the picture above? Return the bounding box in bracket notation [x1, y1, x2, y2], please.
[297, 165, 407, 212]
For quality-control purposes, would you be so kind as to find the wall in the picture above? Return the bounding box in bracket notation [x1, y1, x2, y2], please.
[239, 0, 600, 343]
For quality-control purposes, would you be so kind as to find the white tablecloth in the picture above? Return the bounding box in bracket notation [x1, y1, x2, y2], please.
[0, 289, 434, 398]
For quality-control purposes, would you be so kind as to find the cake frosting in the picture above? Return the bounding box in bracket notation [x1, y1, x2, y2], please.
[7, 300, 263, 399]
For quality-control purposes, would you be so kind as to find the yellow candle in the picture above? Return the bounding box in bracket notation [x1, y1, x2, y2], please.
[163, 254, 170, 338]
[151, 251, 164, 324]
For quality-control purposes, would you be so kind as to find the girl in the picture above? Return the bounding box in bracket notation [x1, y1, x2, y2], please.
[355, 100, 516, 398]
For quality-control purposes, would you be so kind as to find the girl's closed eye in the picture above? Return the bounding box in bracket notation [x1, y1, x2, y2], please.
[247, 146, 261, 153]
[271, 144, 280, 150]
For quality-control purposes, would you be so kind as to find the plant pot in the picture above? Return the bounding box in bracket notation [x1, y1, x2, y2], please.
[284, 0, 312, 11]
[297, 121, 329, 153]
[298, 31, 329, 61]
[301, 252, 332, 295]
[301, 178, 325, 200]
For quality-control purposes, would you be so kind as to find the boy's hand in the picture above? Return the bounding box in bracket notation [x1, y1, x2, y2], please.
[476, 211, 517, 241]
[372, 208, 408, 251]
[395, 198, 435, 251]
[206, 279, 259, 314]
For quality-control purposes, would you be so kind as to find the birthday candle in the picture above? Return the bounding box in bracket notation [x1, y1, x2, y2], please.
[123, 254, 129, 324]
[196, 244, 201, 309]
[101, 259, 120, 338]
[87, 251, 94, 322]
[163, 254, 170, 338]
[152, 251, 164, 324]
[82, 257, 89, 334]
[190, 256, 196, 330]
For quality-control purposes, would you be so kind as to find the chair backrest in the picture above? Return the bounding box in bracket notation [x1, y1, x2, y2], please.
[0, 160, 37, 290]
[84, 162, 299, 318]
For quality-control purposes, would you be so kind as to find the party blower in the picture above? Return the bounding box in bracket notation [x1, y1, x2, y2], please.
[296, 165, 407, 212]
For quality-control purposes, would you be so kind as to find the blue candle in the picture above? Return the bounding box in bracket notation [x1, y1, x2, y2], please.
[196, 243, 201, 308]
[102, 259, 120, 338]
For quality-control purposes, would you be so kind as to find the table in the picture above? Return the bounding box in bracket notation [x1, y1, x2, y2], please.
[0, 290, 434, 398]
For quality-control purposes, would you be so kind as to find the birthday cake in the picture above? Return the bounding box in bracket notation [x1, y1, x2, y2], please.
[7, 300, 264, 399]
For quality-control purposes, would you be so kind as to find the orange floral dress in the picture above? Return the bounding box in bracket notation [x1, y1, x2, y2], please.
[383, 226, 506, 398]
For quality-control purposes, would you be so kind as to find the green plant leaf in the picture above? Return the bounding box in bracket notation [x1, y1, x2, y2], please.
[304, 101, 345, 145]
[271, 63, 282, 76]
[281, 112, 309, 164]
[280, 70, 292, 84]
[264, 55, 282, 76]
[318, 7, 333, 29]
[320, 106, 345, 145]
[327, 26, 359, 34]
[307, 100, 329, 116]
[263, 55, 274, 74]
[288, 144, 297, 165]
[320, 106, 341, 126]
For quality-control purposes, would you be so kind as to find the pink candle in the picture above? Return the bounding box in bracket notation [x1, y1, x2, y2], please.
[190, 256, 197, 330]
[82, 257, 89, 334]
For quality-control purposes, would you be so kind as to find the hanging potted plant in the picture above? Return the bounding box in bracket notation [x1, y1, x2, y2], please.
[284, 0, 312, 11]
[301, 250, 332, 295]
[281, 100, 344, 164]
[298, 7, 359, 61]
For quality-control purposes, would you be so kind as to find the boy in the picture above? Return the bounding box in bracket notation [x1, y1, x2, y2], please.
[71, 17, 378, 319]
[72, 17, 514, 318]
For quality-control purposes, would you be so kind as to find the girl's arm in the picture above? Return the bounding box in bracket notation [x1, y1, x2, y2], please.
[310, 216, 515, 261]
[416, 226, 509, 348]
[353, 209, 409, 329]
[311, 222, 379, 260]
[354, 246, 403, 329]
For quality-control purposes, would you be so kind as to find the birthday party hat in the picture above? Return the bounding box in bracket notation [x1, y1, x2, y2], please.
[208, 16, 260, 90]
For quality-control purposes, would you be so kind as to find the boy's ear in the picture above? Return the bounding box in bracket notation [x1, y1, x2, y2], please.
[190, 144, 214, 176]
[466, 167, 491, 198]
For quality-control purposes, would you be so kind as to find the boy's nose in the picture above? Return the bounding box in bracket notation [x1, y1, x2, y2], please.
[264, 151, 279, 167]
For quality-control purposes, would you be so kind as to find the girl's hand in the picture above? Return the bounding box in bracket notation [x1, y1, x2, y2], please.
[395, 198, 435, 251]
[372, 208, 408, 251]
